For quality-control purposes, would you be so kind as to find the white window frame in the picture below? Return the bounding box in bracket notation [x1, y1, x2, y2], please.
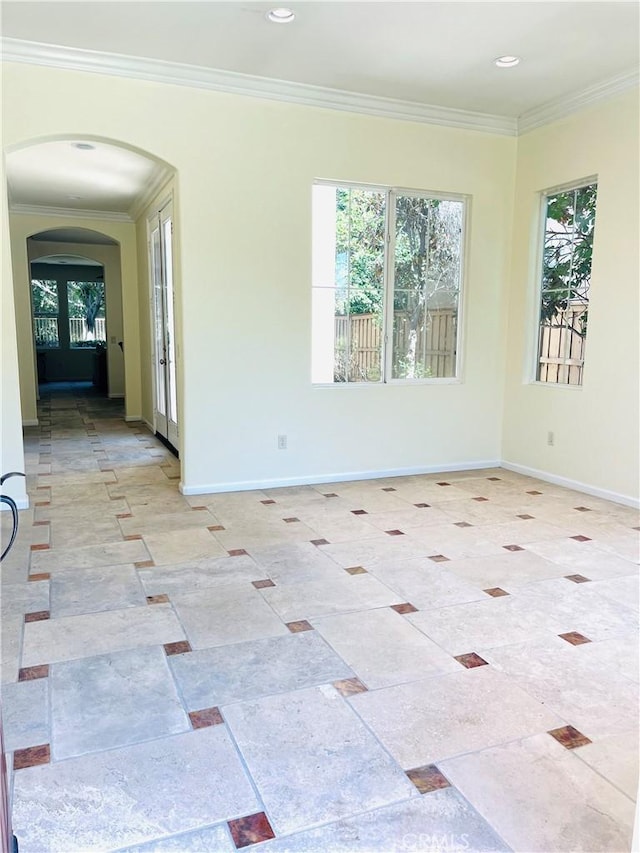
[530, 175, 598, 388]
[312, 180, 469, 387]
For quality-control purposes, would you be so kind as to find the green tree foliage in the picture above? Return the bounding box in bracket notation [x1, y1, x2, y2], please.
[68, 281, 104, 334]
[31, 280, 58, 314]
[541, 183, 597, 334]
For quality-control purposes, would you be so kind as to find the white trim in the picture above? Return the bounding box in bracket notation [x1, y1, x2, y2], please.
[128, 172, 173, 222]
[124, 414, 142, 422]
[1, 38, 516, 136]
[108, 392, 125, 399]
[0, 496, 30, 511]
[143, 418, 154, 432]
[9, 203, 132, 222]
[501, 460, 639, 509]
[518, 68, 640, 134]
[179, 459, 501, 495]
[22, 418, 39, 426]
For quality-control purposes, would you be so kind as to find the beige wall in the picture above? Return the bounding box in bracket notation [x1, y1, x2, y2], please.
[2, 61, 516, 493]
[503, 90, 639, 503]
[1, 166, 28, 507]
[9, 214, 140, 422]
[6, 62, 636, 503]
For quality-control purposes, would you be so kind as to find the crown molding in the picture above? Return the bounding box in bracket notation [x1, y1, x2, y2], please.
[9, 203, 132, 222]
[128, 169, 173, 222]
[518, 68, 640, 134]
[1, 37, 517, 136]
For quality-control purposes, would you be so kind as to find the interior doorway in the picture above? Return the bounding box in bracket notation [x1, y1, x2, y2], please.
[149, 199, 179, 454]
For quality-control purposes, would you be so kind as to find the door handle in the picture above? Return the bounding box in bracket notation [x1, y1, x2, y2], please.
[159, 358, 166, 365]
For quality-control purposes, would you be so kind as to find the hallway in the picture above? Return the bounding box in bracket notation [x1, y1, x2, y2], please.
[1, 387, 638, 852]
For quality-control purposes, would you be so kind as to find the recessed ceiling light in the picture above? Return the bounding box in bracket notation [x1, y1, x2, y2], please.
[495, 56, 521, 68]
[267, 7, 295, 23]
[73, 142, 95, 150]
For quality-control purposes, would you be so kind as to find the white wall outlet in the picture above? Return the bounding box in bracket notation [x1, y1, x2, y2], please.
[277, 434, 287, 450]
[547, 431, 555, 446]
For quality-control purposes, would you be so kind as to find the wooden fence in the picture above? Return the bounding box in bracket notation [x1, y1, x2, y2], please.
[537, 304, 587, 385]
[335, 309, 456, 380]
[33, 317, 106, 348]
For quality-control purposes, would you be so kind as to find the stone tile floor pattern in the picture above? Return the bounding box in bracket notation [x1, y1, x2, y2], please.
[1, 385, 638, 852]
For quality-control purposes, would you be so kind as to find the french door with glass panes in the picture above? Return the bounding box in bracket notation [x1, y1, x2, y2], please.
[149, 200, 179, 451]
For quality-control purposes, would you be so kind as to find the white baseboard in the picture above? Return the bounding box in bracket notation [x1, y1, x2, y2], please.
[179, 459, 501, 496]
[143, 418, 154, 432]
[501, 460, 639, 509]
[124, 414, 142, 423]
[108, 392, 125, 399]
[22, 419, 38, 427]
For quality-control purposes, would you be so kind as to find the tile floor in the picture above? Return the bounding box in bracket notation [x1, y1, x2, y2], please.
[1, 384, 638, 852]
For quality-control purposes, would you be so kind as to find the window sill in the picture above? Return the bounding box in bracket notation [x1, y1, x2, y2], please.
[312, 378, 461, 388]
[528, 381, 584, 390]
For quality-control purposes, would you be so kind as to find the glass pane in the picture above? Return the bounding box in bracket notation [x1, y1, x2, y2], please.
[537, 183, 596, 385]
[312, 185, 385, 383]
[67, 280, 106, 348]
[151, 227, 166, 416]
[31, 280, 59, 347]
[392, 196, 462, 378]
[162, 216, 178, 424]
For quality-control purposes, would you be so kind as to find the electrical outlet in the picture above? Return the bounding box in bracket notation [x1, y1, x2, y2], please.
[547, 431, 555, 446]
[277, 434, 287, 450]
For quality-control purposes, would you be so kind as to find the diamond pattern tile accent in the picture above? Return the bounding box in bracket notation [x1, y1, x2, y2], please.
[189, 707, 224, 729]
[473, 497, 489, 502]
[261, 499, 276, 505]
[390, 602, 418, 614]
[484, 587, 510, 597]
[286, 620, 314, 633]
[164, 641, 192, 656]
[24, 611, 50, 623]
[283, 517, 300, 523]
[454, 652, 489, 669]
[570, 535, 592, 542]
[382, 487, 397, 492]
[18, 664, 49, 681]
[503, 544, 524, 552]
[208, 525, 225, 531]
[134, 560, 155, 569]
[323, 493, 339, 498]
[574, 506, 592, 512]
[414, 503, 431, 508]
[351, 509, 368, 515]
[13, 744, 50, 770]
[29, 544, 50, 551]
[333, 677, 368, 697]
[28, 573, 50, 582]
[517, 514, 535, 520]
[385, 529, 404, 536]
[228, 812, 275, 849]
[548, 725, 592, 750]
[345, 566, 367, 575]
[526, 490, 543, 495]
[559, 631, 592, 645]
[228, 549, 248, 557]
[429, 554, 450, 563]
[565, 574, 591, 584]
[310, 539, 329, 546]
[146, 594, 169, 605]
[252, 579, 276, 589]
[437, 482, 451, 487]
[454, 521, 473, 528]
[406, 764, 451, 794]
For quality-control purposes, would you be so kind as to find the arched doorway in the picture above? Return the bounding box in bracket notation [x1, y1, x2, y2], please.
[5, 136, 180, 454]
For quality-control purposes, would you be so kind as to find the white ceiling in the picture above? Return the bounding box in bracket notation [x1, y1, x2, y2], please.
[3, 1, 639, 217]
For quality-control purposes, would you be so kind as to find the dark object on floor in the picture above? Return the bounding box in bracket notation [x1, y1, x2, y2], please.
[0, 471, 26, 562]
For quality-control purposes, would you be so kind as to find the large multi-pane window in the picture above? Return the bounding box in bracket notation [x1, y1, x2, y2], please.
[312, 183, 465, 384]
[536, 180, 597, 385]
[31, 275, 106, 351]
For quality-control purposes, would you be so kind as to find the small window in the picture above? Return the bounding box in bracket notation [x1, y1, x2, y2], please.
[31, 279, 60, 348]
[312, 183, 465, 384]
[536, 180, 597, 385]
[67, 281, 106, 348]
